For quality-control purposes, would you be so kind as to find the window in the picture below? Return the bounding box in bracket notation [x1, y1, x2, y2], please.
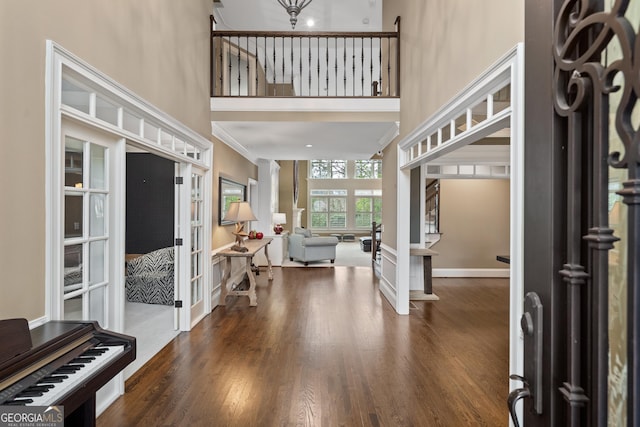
[309, 160, 346, 179]
[354, 190, 382, 228]
[310, 190, 347, 229]
[355, 160, 382, 179]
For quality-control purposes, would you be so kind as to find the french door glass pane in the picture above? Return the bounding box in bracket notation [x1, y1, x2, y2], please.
[191, 172, 204, 307]
[62, 130, 110, 323]
[64, 296, 82, 320]
[90, 144, 106, 189]
[65, 137, 84, 188]
[89, 240, 105, 285]
[191, 276, 202, 305]
[65, 194, 83, 238]
[64, 244, 83, 294]
[90, 194, 105, 236]
[88, 286, 105, 325]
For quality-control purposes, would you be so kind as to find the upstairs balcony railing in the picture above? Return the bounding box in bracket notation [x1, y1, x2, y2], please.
[211, 18, 400, 98]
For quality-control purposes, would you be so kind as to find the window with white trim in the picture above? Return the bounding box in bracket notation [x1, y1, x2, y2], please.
[310, 190, 347, 229]
[354, 160, 382, 179]
[354, 190, 382, 228]
[309, 160, 347, 179]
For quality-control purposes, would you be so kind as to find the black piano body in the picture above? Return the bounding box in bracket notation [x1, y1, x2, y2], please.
[0, 318, 136, 426]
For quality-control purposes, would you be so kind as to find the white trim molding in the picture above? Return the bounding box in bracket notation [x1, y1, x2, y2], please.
[377, 243, 399, 311]
[395, 43, 525, 409]
[211, 122, 259, 164]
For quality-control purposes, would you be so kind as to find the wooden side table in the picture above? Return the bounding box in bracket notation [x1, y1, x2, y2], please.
[216, 238, 273, 306]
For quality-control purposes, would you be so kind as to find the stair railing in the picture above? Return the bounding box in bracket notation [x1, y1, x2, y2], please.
[211, 20, 400, 98]
[425, 180, 440, 234]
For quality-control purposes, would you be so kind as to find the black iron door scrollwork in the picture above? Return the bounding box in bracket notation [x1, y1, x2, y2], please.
[523, 0, 639, 425]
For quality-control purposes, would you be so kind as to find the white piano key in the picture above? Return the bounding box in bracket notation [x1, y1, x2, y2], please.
[25, 345, 124, 407]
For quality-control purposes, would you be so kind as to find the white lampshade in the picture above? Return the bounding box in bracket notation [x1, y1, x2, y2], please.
[272, 212, 287, 224]
[223, 201, 257, 222]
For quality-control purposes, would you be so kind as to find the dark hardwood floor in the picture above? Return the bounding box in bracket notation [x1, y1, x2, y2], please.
[98, 267, 509, 426]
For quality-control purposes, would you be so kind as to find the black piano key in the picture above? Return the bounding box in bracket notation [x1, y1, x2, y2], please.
[25, 385, 54, 393]
[16, 390, 45, 397]
[72, 356, 96, 363]
[84, 348, 108, 356]
[4, 399, 33, 405]
[55, 366, 81, 374]
[38, 375, 68, 384]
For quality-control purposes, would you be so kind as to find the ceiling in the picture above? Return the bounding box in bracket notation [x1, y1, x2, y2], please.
[214, 0, 383, 32]
[211, 0, 394, 161]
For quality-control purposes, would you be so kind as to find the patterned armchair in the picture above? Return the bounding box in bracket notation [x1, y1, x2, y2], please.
[125, 247, 174, 305]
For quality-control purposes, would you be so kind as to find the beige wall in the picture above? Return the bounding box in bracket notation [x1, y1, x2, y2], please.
[0, 0, 257, 321]
[380, 0, 523, 251]
[434, 180, 510, 268]
[212, 141, 258, 248]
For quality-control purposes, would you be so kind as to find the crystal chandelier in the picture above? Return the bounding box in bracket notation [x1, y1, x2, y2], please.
[277, 0, 313, 29]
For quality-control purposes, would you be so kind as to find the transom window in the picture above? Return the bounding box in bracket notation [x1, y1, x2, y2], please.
[354, 190, 382, 228]
[355, 160, 382, 179]
[309, 160, 346, 179]
[310, 190, 347, 229]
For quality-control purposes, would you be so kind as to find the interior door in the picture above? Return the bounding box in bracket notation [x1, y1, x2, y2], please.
[189, 169, 206, 325]
[59, 121, 124, 330]
[516, 1, 638, 426]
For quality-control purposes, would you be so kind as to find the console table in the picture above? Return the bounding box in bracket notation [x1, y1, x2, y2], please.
[216, 238, 273, 306]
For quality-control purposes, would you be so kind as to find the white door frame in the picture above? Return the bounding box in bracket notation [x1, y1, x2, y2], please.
[395, 44, 525, 413]
[45, 41, 213, 333]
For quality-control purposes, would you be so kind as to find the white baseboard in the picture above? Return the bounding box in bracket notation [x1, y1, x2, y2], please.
[433, 268, 510, 278]
[29, 316, 48, 329]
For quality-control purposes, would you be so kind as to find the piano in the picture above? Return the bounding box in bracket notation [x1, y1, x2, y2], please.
[0, 318, 136, 426]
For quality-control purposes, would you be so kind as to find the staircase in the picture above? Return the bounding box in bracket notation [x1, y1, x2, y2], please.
[425, 179, 442, 248]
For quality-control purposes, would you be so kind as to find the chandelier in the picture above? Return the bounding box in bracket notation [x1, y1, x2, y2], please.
[277, 0, 313, 29]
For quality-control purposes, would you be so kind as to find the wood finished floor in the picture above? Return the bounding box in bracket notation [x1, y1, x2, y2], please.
[98, 267, 509, 426]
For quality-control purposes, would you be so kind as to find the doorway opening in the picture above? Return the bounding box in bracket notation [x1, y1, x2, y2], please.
[122, 150, 180, 377]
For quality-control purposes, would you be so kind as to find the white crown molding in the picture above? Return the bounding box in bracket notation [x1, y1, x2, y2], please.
[211, 122, 259, 164]
[376, 121, 400, 149]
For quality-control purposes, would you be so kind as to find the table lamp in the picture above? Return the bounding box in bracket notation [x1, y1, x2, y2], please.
[223, 201, 258, 252]
[272, 212, 287, 234]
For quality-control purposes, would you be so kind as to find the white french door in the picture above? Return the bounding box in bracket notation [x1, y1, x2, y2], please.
[175, 164, 209, 329]
[190, 169, 206, 323]
[58, 121, 124, 329]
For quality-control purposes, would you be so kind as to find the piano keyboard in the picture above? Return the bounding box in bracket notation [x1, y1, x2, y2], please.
[1, 344, 124, 406]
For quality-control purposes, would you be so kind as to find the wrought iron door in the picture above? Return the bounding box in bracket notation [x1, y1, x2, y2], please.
[518, 0, 639, 425]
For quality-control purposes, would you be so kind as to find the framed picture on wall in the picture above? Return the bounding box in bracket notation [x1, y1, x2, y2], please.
[219, 177, 246, 225]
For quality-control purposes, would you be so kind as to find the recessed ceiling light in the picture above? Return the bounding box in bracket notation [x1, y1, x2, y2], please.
[307, 18, 315, 27]
[306, 144, 313, 148]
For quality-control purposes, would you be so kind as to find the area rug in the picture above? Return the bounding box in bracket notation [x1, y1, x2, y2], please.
[282, 242, 373, 267]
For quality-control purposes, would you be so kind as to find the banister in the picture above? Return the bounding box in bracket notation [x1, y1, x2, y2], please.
[210, 22, 400, 98]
